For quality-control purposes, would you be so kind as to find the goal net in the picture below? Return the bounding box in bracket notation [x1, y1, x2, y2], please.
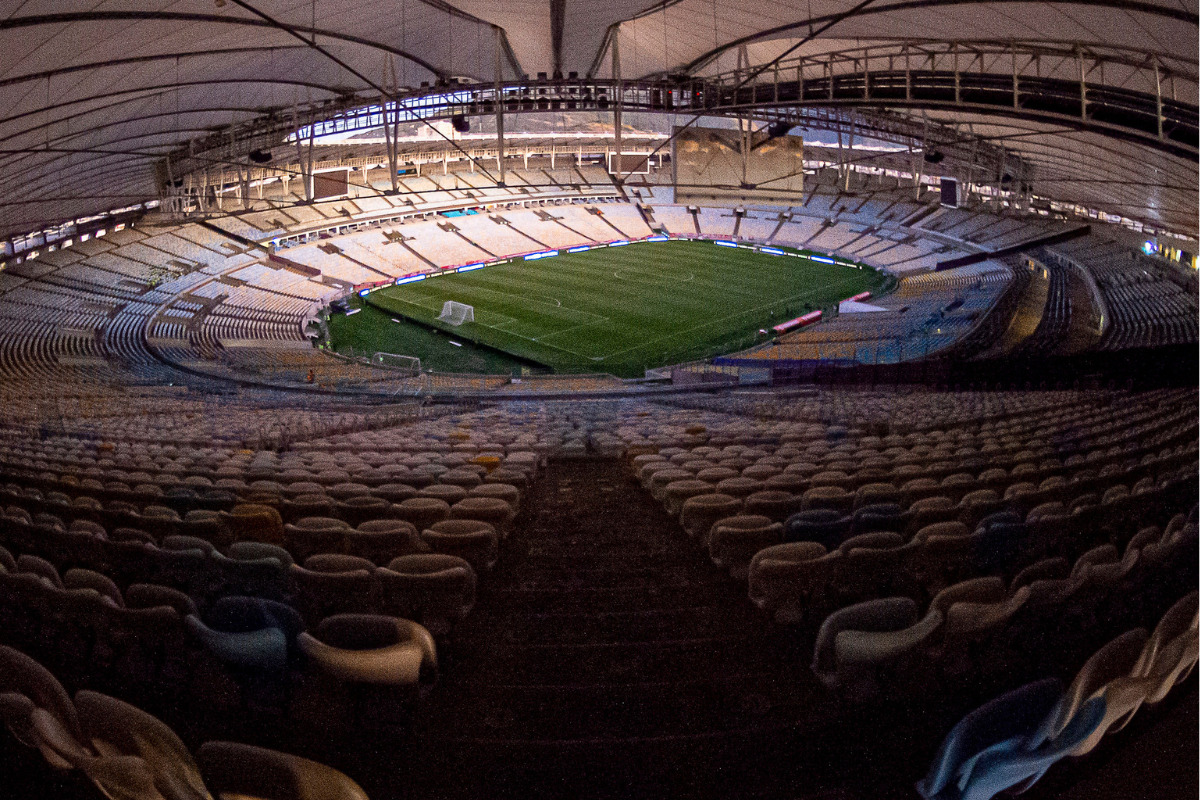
[371, 352, 421, 374]
[437, 301, 475, 326]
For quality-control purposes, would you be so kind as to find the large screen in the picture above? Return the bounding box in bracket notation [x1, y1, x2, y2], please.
[312, 169, 349, 200]
[672, 126, 804, 208]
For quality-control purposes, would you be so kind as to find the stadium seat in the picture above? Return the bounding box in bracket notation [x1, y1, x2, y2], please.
[708, 515, 784, 580]
[420, 519, 499, 574]
[74, 690, 211, 800]
[680, 493, 742, 542]
[917, 678, 1063, 800]
[394, 498, 451, 532]
[1135, 591, 1199, 704]
[378, 554, 476, 633]
[449, 497, 516, 536]
[782, 509, 851, 550]
[345, 520, 428, 565]
[186, 596, 303, 672]
[811, 597, 919, 689]
[0, 644, 84, 769]
[297, 614, 437, 687]
[197, 741, 370, 800]
[284, 517, 351, 563]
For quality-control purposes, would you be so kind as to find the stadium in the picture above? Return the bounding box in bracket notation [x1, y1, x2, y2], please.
[0, 2, 1196, 799]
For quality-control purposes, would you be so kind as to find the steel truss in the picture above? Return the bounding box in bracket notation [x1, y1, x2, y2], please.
[162, 40, 1197, 192]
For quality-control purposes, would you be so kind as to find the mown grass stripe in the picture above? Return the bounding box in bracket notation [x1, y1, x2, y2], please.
[340, 241, 885, 377]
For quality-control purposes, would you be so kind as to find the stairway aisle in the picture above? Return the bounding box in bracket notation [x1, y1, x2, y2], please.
[409, 457, 832, 800]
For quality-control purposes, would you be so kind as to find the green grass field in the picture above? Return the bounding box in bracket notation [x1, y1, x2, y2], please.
[332, 240, 886, 378]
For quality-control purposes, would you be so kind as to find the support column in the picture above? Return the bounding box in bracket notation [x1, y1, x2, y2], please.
[740, 116, 751, 186]
[1154, 61, 1164, 139]
[844, 113, 856, 192]
[994, 154, 1005, 210]
[1011, 44, 1019, 109]
[495, 27, 506, 186]
[612, 27, 623, 184]
[965, 134, 979, 204]
[913, 119, 926, 200]
[383, 56, 400, 193]
[1078, 46, 1088, 120]
[294, 107, 315, 202]
[836, 129, 845, 188]
[382, 92, 398, 193]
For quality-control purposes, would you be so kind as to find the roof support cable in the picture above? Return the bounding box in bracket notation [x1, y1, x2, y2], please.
[223, 0, 499, 183]
[608, 0, 888, 176]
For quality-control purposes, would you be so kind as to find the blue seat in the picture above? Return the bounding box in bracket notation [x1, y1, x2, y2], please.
[957, 696, 1104, 800]
[185, 596, 304, 671]
[782, 508, 851, 549]
[917, 677, 1105, 800]
[917, 678, 1061, 800]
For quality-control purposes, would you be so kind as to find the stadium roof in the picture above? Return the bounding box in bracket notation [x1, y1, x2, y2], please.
[1, 0, 1196, 239]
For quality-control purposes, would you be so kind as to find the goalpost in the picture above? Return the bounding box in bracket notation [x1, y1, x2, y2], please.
[437, 301, 475, 326]
[371, 352, 421, 374]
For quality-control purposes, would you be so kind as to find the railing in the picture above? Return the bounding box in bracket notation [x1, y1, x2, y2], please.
[165, 40, 1196, 188]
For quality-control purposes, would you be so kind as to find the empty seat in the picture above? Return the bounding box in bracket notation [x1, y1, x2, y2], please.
[831, 601, 944, 699]
[74, 690, 209, 800]
[283, 517, 350, 563]
[344, 520, 427, 565]
[679, 493, 741, 542]
[662, 480, 715, 517]
[185, 596, 303, 672]
[290, 555, 377, 622]
[125, 583, 197, 617]
[378, 554, 476, 633]
[958, 489, 1002, 528]
[714, 476, 764, 500]
[783, 509, 851, 550]
[1044, 628, 1152, 757]
[62, 569, 122, 607]
[297, 613, 437, 687]
[916, 677, 1095, 800]
[394, 497, 451, 532]
[938, 585, 1031, 678]
[287, 493, 337, 521]
[834, 532, 917, 604]
[906, 496, 957, 535]
[743, 491, 802, 522]
[0, 644, 84, 770]
[337, 495, 392, 528]
[801, 485, 854, 514]
[228, 541, 295, 568]
[420, 519, 498, 574]
[468, 482, 521, 511]
[854, 482, 901, 510]
[1135, 591, 1199, 704]
[449, 497, 515, 536]
[228, 504, 284, 546]
[852, 503, 903, 534]
[418, 484, 470, 506]
[180, 509, 234, 549]
[708, 515, 784, 580]
[811, 597, 919, 689]
[374, 483, 418, 504]
[14, 552, 63, 586]
[197, 741, 370, 800]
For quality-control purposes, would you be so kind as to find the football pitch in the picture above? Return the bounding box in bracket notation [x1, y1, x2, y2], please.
[339, 240, 887, 378]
